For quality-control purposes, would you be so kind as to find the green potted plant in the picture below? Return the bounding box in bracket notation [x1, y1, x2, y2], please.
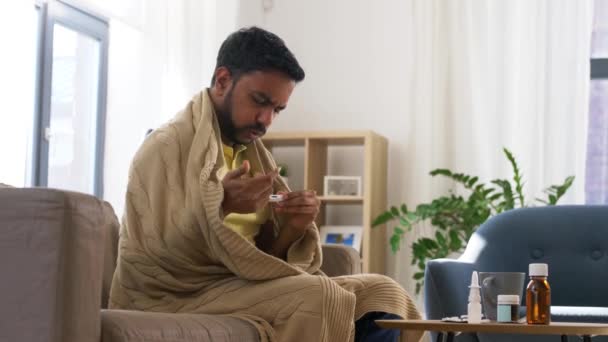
[372, 148, 575, 293]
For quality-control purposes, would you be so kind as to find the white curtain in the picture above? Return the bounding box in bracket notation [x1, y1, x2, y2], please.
[160, 0, 207, 117]
[402, 0, 592, 204]
[0, 1, 37, 186]
[586, 0, 608, 204]
[159, 0, 239, 119]
[395, 0, 593, 300]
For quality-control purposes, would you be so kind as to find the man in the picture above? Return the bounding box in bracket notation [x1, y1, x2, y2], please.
[109, 27, 421, 342]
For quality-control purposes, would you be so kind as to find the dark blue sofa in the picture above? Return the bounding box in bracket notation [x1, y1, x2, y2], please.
[424, 206, 608, 342]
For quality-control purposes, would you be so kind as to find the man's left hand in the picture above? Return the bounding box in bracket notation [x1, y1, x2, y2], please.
[273, 190, 320, 237]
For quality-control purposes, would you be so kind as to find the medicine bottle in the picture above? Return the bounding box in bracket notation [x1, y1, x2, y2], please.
[526, 263, 551, 324]
[497, 295, 520, 323]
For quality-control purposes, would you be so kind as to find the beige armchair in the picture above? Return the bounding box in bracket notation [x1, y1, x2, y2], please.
[0, 188, 362, 342]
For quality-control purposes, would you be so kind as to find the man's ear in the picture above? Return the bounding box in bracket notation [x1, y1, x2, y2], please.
[213, 67, 233, 96]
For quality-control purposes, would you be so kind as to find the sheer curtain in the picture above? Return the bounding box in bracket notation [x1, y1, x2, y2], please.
[159, 0, 238, 119]
[395, 0, 593, 300]
[586, 0, 608, 204]
[0, 2, 37, 186]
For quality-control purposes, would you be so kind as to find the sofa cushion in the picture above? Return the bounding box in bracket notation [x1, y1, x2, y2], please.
[101, 310, 259, 342]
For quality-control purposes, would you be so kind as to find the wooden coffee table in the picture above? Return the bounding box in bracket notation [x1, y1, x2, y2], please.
[376, 319, 608, 342]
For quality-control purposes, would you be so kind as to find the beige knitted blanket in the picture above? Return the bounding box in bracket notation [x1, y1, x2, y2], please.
[109, 90, 421, 341]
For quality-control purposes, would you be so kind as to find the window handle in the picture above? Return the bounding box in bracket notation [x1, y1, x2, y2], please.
[44, 127, 53, 141]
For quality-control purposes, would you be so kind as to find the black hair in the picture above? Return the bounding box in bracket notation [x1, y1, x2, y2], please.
[211, 26, 305, 86]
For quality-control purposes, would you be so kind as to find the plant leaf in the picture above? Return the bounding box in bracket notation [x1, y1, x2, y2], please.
[540, 176, 575, 205]
[549, 194, 557, 205]
[491, 179, 515, 210]
[420, 237, 439, 249]
[399, 217, 411, 227]
[390, 234, 401, 253]
[503, 148, 525, 207]
[406, 212, 418, 222]
[449, 230, 463, 251]
[467, 176, 479, 188]
[415, 282, 422, 294]
[372, 211, 394, 227]
[430, 169, 452, 177]
[436, 231, 447, 251]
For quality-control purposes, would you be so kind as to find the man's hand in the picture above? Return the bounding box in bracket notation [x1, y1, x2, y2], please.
[249, 191, 319, 260]
[221, 160, 279, 215]
[273, 190, 320, 238]
[263, 190, 320, 260]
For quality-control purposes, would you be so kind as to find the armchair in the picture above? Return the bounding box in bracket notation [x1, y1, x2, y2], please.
[425, 206, 608, 342]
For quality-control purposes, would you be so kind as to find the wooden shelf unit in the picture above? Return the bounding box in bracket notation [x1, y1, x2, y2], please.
[262, 130, 388, 274]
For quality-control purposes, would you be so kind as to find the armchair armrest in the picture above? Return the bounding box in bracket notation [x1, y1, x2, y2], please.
[424, 259, 475, 320]
[320, 244, 361, 276]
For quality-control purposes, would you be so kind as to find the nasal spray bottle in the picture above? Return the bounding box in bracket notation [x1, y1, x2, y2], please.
[468, 271, 482, 323]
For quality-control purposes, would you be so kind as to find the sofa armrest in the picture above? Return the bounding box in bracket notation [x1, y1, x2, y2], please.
[424, 258, 475, 320]
[320, 244, 361, 277]
[101, 309, 259, 342]
[0, 188, 108, 342]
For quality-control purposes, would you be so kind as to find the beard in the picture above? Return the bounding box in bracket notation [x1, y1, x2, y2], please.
[216, 86, 266, 145]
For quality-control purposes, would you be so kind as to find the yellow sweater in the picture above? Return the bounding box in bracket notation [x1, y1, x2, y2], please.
[109, 89, 422, 342]
[221, 143, 270, 243]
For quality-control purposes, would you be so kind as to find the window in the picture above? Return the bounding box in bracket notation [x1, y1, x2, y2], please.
[586, 0, 608, 204]
[33, 1, 108, 197]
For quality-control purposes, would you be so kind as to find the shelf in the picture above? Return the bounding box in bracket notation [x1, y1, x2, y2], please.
[318, 195, 363, 204]
[264, 130, 374, 141]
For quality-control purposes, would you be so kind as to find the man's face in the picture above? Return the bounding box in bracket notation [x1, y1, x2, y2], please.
[216, 70, 296, 145]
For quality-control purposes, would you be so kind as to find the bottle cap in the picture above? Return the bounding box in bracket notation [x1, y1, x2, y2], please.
[468, 271, 481, 302]
[529, 263, 548, 277]
[469, 271, 480, 289]
[497, 294, 520, 305]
